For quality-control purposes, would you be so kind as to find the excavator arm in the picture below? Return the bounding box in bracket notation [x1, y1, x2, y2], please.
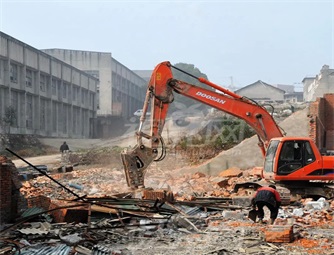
[121, 61, 284, 189]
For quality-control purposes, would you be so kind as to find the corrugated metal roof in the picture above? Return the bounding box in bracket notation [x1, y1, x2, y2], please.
[20, 207, 45, 218]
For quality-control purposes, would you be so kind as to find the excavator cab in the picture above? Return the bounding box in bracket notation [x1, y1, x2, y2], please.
[263, 137, 334, 199]
[263, 137, 331, 181]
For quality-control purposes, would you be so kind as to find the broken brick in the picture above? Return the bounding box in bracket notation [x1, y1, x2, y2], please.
[210, 177, 229, 188]
[142, 189, 174, 202]
[192, 172, 206, 179]
[27, 195, 51, 211]
[219, 167, 242, 178]
[264, 225, 294, 243]
[250, 167, 263, 177]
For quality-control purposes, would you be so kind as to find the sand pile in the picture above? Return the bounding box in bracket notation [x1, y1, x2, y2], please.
[176, 107, 310, 176]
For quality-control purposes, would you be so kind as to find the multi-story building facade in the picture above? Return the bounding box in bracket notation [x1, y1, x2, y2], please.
[41, 49, 146, 119]
[303, 65, 334, 102]
[0, 32, 97, 138]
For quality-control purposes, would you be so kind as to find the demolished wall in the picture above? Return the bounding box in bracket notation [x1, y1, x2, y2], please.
[0, 157, 12, 224]
[0, 156, 26, 226]
[309, 93, 334, 150]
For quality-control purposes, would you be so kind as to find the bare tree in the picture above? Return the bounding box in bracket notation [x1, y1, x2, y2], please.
[1, 106, 17, 134]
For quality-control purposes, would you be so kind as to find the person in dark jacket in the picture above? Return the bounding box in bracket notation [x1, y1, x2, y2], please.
[251, 185, 281, 224]
[60, 141, 70, 163]
[60, 141, 69, 153]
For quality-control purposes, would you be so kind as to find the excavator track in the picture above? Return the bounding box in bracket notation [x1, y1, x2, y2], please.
[278, 181, 334, 201]
[233, 180, 334, 205]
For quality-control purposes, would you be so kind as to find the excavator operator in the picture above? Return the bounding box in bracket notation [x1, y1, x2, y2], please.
[251, 185, 281, 224]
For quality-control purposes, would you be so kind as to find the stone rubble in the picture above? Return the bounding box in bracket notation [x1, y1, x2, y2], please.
[2, 163, 331, 255]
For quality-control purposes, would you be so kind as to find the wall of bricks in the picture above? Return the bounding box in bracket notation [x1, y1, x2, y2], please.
[309, 98, 323, 147]
[324, 94, 334, 130]
[48, 200, 88, 223]
[0, 156, 27, 226]
[27, 195, 51, 211]
[48, 200, 68, 223]
[309, 94, 334, 150]
[324, 94, 334, 149]
[0, 157, 13, 224]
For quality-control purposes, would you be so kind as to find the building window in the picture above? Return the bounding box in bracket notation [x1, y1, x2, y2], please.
[63, 82, 67, 98]
[26, 69, 33, 87]
[92, 91, 96, 107]
[68, 85, 71, 100]
[63, 105, 67, 133]
[10, 91, 18, 127]
[85, 70, 99, 79]
[52, 79, 57, 95]
[81, 89, 85, 104]
[40, 99, 46, 130]
[26, 94, 33, 129]
[52, 102, 57, 132]
[40, 74, 46, 92]
[57, 80, 62, 100]
[72, 86, 76, 101]
[122, 77, 126, 89]
[10, 63, 18, 83]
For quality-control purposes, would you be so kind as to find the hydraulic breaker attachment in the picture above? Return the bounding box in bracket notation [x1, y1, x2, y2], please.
[121, 144, 158, 189]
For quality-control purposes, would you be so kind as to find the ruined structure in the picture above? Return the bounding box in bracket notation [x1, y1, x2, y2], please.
[303, 65, 334, 102]
[309, 93, 334, 151]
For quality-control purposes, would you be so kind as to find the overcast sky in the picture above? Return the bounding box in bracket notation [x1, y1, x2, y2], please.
[0, 0, 333, 90]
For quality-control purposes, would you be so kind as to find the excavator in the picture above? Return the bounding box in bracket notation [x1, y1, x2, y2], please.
[121, 61, 334, 199]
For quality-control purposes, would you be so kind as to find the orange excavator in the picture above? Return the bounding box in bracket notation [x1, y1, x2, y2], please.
[121, 61, 334, 198]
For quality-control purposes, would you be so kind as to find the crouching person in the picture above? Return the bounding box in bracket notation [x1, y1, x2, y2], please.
[252, 185, 281, 224]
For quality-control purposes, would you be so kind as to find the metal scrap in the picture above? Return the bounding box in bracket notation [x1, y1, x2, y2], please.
[19, 243, 71, 255]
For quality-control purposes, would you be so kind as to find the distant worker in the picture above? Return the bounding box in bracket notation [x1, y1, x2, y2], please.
[60, 141, 69, 153]
[251, 185, 281, 224]
[60, 141, 70, 162]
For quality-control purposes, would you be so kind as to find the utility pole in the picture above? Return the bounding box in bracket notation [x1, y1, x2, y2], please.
[230, 76, 234, 88]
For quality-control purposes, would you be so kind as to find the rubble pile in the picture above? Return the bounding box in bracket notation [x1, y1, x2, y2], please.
[20, 167, 129, 200]
[0, 162, 332, 255]
[20, 166, 259, 201]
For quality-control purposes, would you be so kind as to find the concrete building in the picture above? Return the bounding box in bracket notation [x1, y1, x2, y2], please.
[0, 32, 97, 138]
[234, 80, 285, 102]
[132, 70, 153, 82]
[276, 84, 295, 93]
[283, 91, 303, 103]
[303, 65, 334, 102]
[42, 49, 146, 120]
[275, 84, 303, 102]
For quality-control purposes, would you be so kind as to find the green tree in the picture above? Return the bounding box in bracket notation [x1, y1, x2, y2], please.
[170, 62, 213, 112]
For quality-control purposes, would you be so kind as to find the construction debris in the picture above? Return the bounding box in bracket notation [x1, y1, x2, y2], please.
[1, 155, 333, 255]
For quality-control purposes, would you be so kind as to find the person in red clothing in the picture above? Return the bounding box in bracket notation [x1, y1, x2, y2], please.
[251, 185, 281, 224]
